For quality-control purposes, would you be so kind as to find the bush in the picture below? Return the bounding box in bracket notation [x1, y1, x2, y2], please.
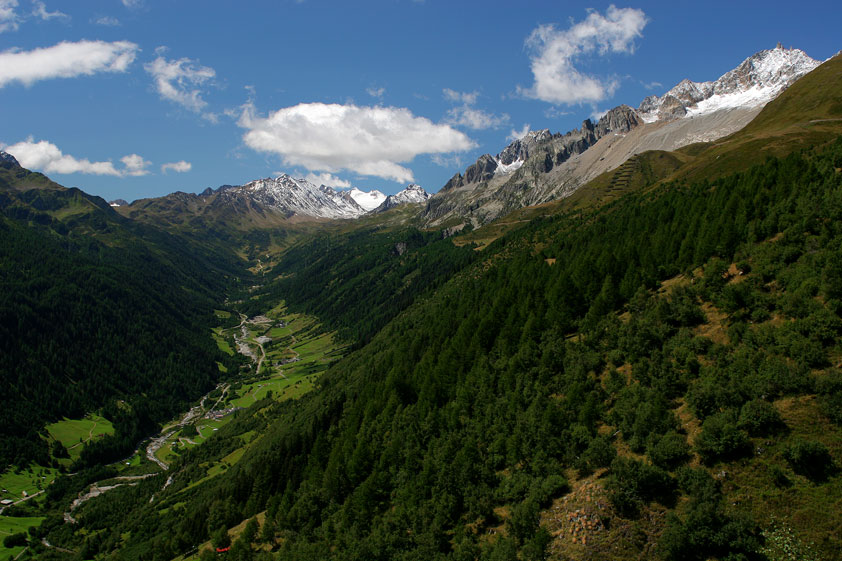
[648, 431, 691, 470]
[784, 439, 836, 482]
[576, 436, 617, 475]
[695, 411, 752, 464]
[3, 532, 27, 548]
[607, 457, 675, 517]
[738, 399, 784, 436]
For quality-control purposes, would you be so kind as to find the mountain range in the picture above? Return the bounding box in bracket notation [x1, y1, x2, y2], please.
[103, 45, 821, 232]
[2, 44, 842, 561]
[421, 45, 821, 228]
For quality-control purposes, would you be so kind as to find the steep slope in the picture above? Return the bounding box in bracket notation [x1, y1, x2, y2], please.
[53, 138, 842, 561]
[0, 157, 242, 468]
[422, 45, 820, 228]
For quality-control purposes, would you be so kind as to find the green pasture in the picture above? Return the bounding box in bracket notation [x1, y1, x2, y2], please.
[0, 515, 43, 561]
[46, 414, 114, 461]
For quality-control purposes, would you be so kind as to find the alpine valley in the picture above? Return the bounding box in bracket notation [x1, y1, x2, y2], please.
[2, 44, 842, 561]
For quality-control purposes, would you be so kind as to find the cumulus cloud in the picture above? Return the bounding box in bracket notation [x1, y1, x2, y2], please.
[304, 172, 351, 188]
[0, 40, 138, 88]
[161, 160, 191, 174]
[237, 102, 475, 183]
[2, 137, 149, 177]
[32, 1, 68, 21]
[518, 5, 648, 105]
[144, 54, 216, 114]
[120, 153, 150, 176]
[0, 0, 19, 33]
[442, 88, 510, 130]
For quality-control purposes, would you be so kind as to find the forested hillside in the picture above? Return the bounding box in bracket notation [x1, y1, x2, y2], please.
[245, 227, 477, 344]
[0, 171, 244, 468]
[35, 137, 842, 561]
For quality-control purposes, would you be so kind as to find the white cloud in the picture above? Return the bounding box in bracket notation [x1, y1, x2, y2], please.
[442, 88, 510, 130]
[2, 137, 150, 177]
[544, 106, 572, 119]
[121, 0, 142, 8]
[237, 102, 475, 183]
[507, 124, 531, 142]
[144, 55, 216, 114]
[120, 153, 150, 176]
[443, 88, 478, 105]
[93, 15, 120, 26]
[304, 172, 351, 188]
[0, 0, 19, 33]
[431, 153, 464, 169]
[161, 160, 191, 174]
[31, 1, 68, 21]
[446, 105, 510, 130]
[0, 40, 138, 88]
[366, 86, 385, 99]
[518, 5, 648, 105]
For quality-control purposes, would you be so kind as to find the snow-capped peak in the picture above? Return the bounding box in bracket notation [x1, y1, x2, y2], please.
[639, 45, 820, 123]
[347, 187, 387, 212]
[374, 184, 430, 213]
[217, 174, 367, 219]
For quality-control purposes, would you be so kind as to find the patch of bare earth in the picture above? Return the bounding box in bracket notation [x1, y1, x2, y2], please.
[541, 472, 666, 560]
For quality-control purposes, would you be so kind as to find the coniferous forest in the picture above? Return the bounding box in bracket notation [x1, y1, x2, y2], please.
[9, 137, 839, 561]
[2, 53, 842, 561]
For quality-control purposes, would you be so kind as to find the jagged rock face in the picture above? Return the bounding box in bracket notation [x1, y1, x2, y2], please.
[657, 95, 687, 121]
[441, 173, 464, 192]
[215, 175, 366, 219]
[498, 129, 553, 165]
[421, 46, 820, 229]
[0, 151, 20, 169]
[594, 105, 640, 137]
[638, 46, 819, 122]
[464, 154, 498, 184]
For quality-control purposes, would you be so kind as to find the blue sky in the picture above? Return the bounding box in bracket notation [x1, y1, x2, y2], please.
[0, 0, 840, 202]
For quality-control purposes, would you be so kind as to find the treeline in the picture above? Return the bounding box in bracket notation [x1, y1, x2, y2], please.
[245, 227, 477, 345]
[47, 139, 842, 560]
[0, 184, 243, 467]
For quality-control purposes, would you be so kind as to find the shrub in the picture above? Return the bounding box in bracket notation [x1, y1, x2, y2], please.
[576, 436, 616, 475]
[784, 439, 836, 482]
[648, 431, 691, 470]
[738, 399, 784, 436]
[695, 411, 752, 464]
[3, 532, 27, 548]
[607, 457, 675, 517]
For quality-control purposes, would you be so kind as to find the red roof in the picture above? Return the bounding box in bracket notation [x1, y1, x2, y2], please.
[215, 546, 230, 552]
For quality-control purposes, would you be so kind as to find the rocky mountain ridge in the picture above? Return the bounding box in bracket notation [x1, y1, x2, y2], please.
[421, 45, 820, 228]
[374, 183, 430, 213]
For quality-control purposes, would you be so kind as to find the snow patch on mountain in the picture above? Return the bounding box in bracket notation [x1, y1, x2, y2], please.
[639, 45, 819, 123]
[347, 187, 387, 212]
[374, 184, 430, 212]
[218, 175, 367, 219]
